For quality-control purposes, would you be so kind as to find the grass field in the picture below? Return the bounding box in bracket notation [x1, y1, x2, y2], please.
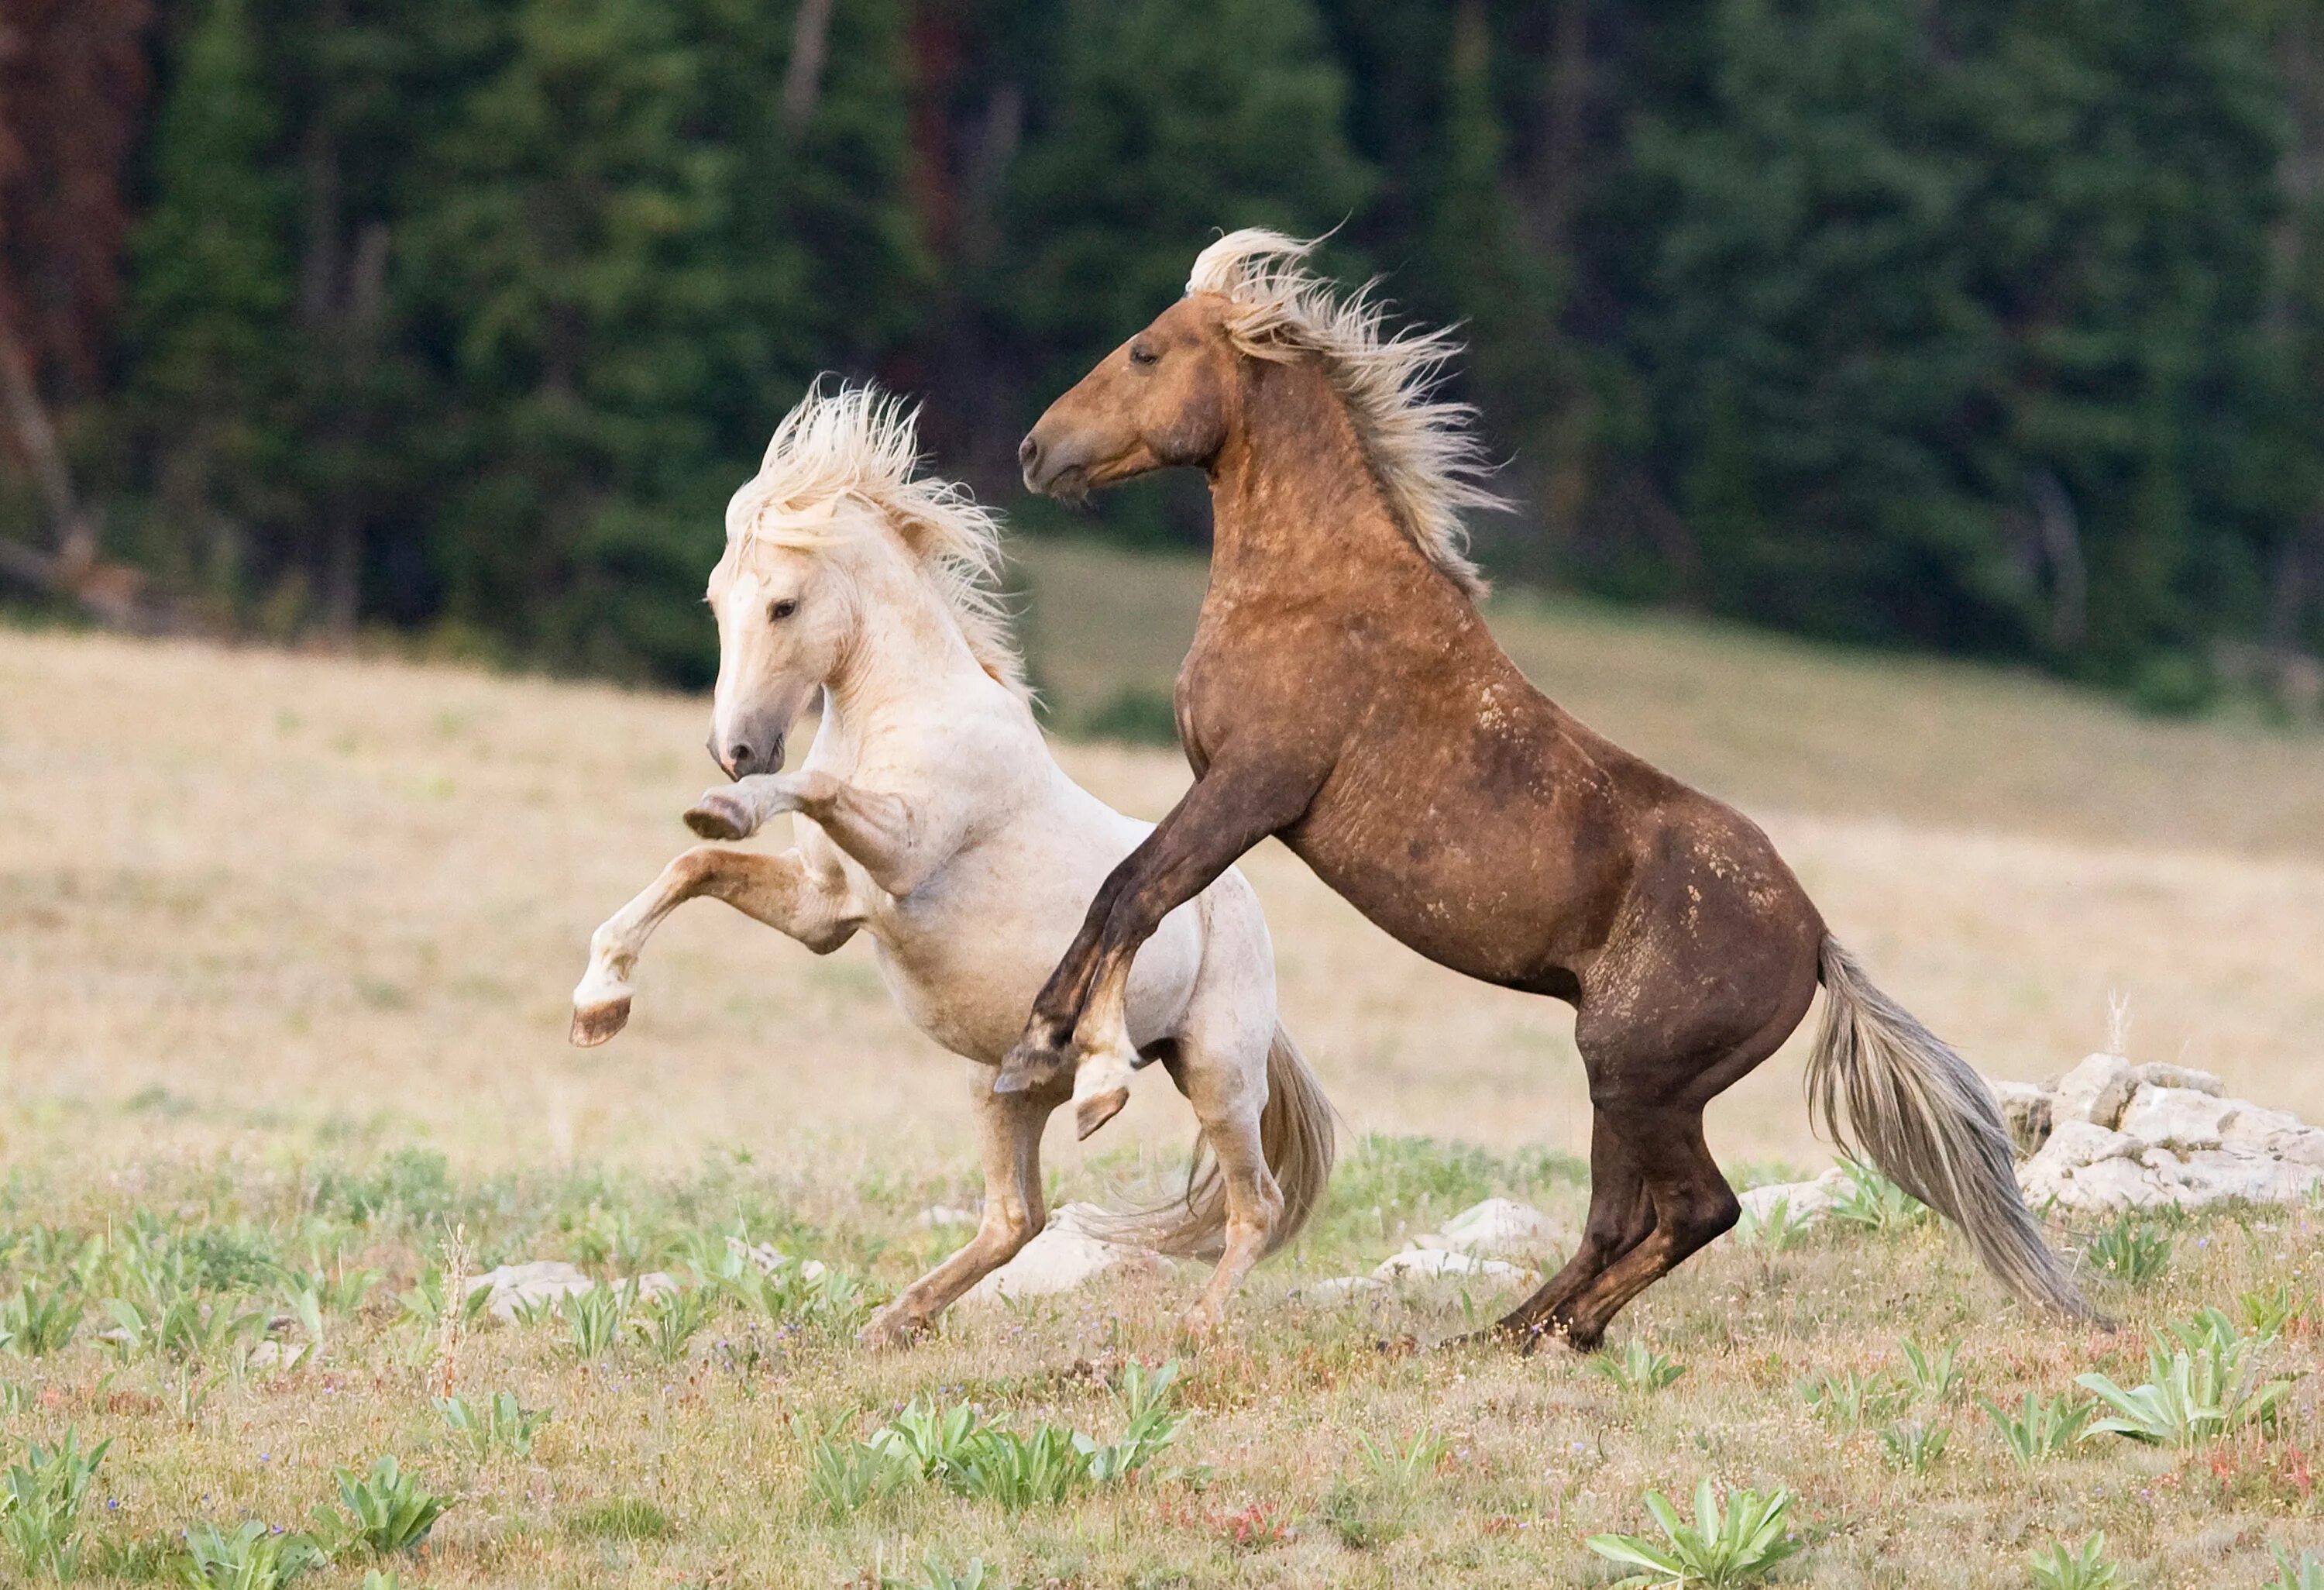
[3, 539, 2323, 1586]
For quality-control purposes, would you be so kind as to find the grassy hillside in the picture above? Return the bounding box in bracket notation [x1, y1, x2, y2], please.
[2, 559, 2323, 1585]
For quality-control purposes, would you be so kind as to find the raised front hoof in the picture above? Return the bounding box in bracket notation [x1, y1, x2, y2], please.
[992, 1038, 1073, 1099]
[1073, 1086, 1130, 1141]
[683, 790, 755, 841]
[858, 1305, 926, 1351]
[569, 996, 632, 1048]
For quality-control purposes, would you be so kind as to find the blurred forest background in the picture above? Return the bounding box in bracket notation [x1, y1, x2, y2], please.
[6, 0, 2324, 710]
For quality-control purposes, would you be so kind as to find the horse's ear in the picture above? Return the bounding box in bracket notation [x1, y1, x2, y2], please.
[888, 504, 945, 563]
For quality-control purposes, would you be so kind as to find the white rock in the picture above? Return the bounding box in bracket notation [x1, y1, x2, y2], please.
[1984, 1079, 2054, 1158]
[963, 1203, 1170, 1303]
[2135, 1063, 2224, 1096]
[1293, 1275, 1388, 1302]
[916, 1204, 979, 1229]
[2054, 1053, 2138, 1128]
[632, 1271, 682, 1299]
[1372, 1248, 1535, 1285]
[727, 1238, 827, 1282]
[466, 1260, 594, 1323]
[1735, 1165, 1855, 1226]
[249, 1340, 308, 1370]
[1415, 1198, 1566, 1261]
[2118, 1086, 2236, 1151]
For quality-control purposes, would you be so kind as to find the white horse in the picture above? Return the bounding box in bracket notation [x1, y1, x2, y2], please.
[569, 384, 1334, 1345]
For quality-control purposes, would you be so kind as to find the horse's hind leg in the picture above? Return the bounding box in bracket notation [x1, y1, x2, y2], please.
[859, 1061, 1062, 1348]
[1490, 1117, 1654, 1343]
[1174, 1027, 1284, 1337]
[1546, 1105, 1738, 1351]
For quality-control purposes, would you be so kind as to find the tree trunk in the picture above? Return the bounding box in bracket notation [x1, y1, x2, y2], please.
[782, 0, 837, 134]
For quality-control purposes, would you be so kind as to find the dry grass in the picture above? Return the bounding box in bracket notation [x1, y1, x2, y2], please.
[3, 541, 2323, 1586]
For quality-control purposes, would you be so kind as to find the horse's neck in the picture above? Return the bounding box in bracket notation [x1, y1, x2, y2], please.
[821, 552, 1002, 754]
[1206, 360, 1447, 604]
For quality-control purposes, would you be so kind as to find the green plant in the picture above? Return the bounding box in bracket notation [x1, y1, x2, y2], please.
[882, 1550, 1003, 1590]
[2267, 1546, 2324, 1589]
[436, 1391, 551, 1461]
[951, 1423, 1092, 1506]
[103, 1292, 266, 1365]
[725, 1258, 868, 1331]
[1827, 1162, 1927, 1234]
[1980, 1391, 2094, 1469]
[560, 1283, 627, 1358]
[0, 1282, 85, 1357]
[2236, 1282, 2310, 1340]
[1584, 1481, 1807, 1588]
[632, 1283, 713, 1361]
[310, 1456, 453, 1558]
[1797, 1368, 1909, 1431]
[1734, 1195, 1810, 1252]
[2084, 1217, 2171, 1285]
[2029, 1532, 2119, 1589]
[870, 1398, 989, 1483]
[1355, 1430, 1449, 1488]
[1593, 1341, 1687, 1396]
[174, 1519, 322, 1589]
[1897, 1338, 1962, 1405]
[1877, 1418, 1949, 1473]
[799, 1415, 914, 1517]
[2, 1429, 109, 1581]
[2077, 1334, 2293, 1447]
[1083, 1359, 1189, 1483]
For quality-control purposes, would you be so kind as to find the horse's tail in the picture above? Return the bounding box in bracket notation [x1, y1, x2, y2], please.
[1808, 936, 2092, 1319]
[1105, 1026, 1338, 1260]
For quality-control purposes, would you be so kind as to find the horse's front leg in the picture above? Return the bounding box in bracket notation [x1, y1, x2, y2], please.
[570, 845, 857, 1045]
[859, 1060, 1063, 1349]
[687, 772, 931, 896]
[994, 757, 1319, 1137]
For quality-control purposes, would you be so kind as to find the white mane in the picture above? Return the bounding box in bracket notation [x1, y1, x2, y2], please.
[726, 381, 1026, 696]
[1186, 229, 1508, 599]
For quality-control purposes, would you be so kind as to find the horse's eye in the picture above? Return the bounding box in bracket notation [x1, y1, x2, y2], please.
[768, 598, 799, 621]
[1129, 342, 1159, 367]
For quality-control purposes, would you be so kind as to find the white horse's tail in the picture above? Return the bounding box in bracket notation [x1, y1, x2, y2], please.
[1102, 1027, 1337, 1259]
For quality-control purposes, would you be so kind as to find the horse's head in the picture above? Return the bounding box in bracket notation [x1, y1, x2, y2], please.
[704, 510, 861, 780]
[1019, 293, 1243, 502]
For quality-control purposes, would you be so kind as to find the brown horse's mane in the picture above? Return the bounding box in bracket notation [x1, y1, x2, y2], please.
[1186, 229, 1509, 600]
[726, 380, 1027, 697]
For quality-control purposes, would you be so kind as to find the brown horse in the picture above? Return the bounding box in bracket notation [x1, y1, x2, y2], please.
[995, 229, 2090, 1349]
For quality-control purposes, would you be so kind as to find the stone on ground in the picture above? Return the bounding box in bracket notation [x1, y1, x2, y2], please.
[963, 1203, 1171, 1303]
[2053, 1052, 2138, 1129]
[1414, 1197, 1567, 1261]
[1372, 1247, 1535, 1285]
[466, 1260, 593, 1323]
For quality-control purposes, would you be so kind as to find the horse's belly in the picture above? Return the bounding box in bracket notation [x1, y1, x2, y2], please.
[867, 841, 1210, 1063]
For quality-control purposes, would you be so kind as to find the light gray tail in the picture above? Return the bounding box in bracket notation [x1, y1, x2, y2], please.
[1102, 1026, 1337, 1260]
[1810, 937, 2092, 1319]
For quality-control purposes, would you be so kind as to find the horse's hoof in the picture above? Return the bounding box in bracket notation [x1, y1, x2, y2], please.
[1074, 1086, 1130, 1141]
[569, 996, 632, 1047]
[684, 790, 754, 841]
[993, 1039, 1071, 1098]
[1175, 1306, 1221, 1340]
[858, 1308, 922, 1351]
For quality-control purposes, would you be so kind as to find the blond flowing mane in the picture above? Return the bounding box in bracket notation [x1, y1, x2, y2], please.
[727, 381, 1026, 695]
[1186, 229, 1508, 599]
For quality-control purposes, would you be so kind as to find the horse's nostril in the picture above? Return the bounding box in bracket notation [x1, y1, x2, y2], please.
[1017, 434, 1040, 471]
[729, 744, 752, 775]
